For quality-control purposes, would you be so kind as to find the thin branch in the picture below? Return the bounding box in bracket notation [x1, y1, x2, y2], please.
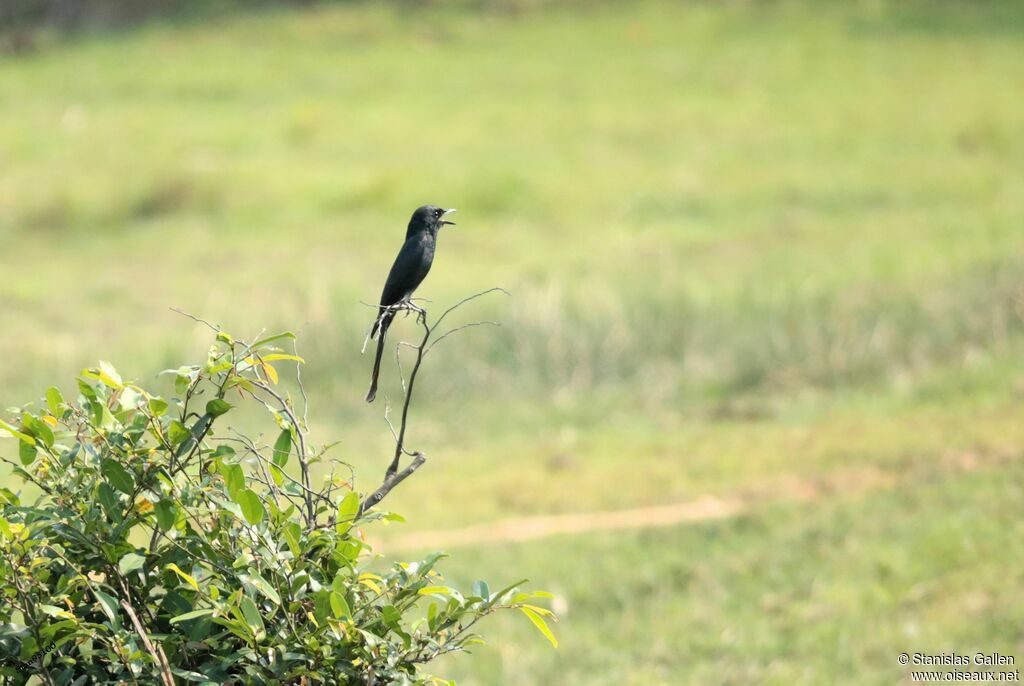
[425, 320, 501, 356]
[358, 452, 427, 517]
[168, 307, 220, 333]
[228, 429, 332, 519]
[250, 379, 314, 526]
[0, 455, 55, 495]
[120, 599, 176, 686]
[393, 341, 407, 396]
[381, 402, 402, 451]
[433, 287, 509, 330]
[361, 287, 508, 514]
[294, 338, 310, 430]
[385, 315, 429, 480]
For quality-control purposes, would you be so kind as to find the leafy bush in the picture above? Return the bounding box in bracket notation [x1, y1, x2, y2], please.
[0, 309, 554, 684]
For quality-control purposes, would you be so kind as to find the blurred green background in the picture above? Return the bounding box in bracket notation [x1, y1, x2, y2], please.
[2, 1, 1024, 684]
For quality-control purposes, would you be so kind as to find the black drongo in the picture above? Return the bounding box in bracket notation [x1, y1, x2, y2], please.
[366, 205, 456, 403]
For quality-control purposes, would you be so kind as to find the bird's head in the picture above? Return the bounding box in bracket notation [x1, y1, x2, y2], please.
[409, 205, 456, 236]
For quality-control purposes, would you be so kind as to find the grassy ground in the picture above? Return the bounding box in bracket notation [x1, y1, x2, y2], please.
[427, 459, 1024, 686]
[2, 0, 1024, 683]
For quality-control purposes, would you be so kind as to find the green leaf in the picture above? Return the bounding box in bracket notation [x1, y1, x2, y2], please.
[491, 578, 529, 603]
[331, 570, 348, 595]
[168, 421, 190, 446]
[169, 608, 215, 624]
[93, 590, 121, 628]
[101, 459, 135, 495]
[213, 614, 253, 642]
[148, 396, 169, 417]
[190, 414, 211, 438]
[329, 591, 350, 619]
[0, 418, 33, 444]
[252, 332, 296, 349]
[339, 539, 362, 561]
[45, 387, 64, 415]
[281, 521, 302, 556]
[243, 573, 281, 606]
[77, 377, 98, 401]
[118, 552, 146, 575]
[118, 386, 142, 411]
[270, 430, 289, 487]
[520, 603, 555, 617]
[0, 487, 19, 506]
[166, 563, 200, 592]
[96, 483, 120, 518]
[96, 402, 116, 430]
[335, 491, 360, 535]
[520, 607, 558, 648]
[155, 499, 177, 532]
[99, 360, 124, 388]
[261, 353, 305, 363]
[382, 604, 401, 627]
[272, 429, 290, 468]
[269, 465, 284, 487]
[239, 594, 265, 639]
[83, 361, 123, 389]
[234, 489, 265, 525]
[24, 415, 54, 447]
[221, 463, 245, 497]
[312, 590, 331, 625]
[37, 604, 72, 619]
[211, 444, 237, 463]
[472, 580, 490, 601]
[19, 440, 37, 466]
[174, 372, 192, 395]
[417, 586, 455, 598]
[205, 398, 232, 418]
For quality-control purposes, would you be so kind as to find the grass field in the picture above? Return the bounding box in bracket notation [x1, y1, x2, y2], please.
[2, 1, 1024, 683]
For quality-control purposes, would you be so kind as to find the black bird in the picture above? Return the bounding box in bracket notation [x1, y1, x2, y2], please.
[366, 205, 457, 403]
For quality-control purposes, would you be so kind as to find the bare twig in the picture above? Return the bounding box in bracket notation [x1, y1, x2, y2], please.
[169, 307, 220, 333]
[433, 287, 509, 330]
[0, 455, 54, 495]
[384, 313, 428, 480]
[425, 321, 501, 355]
[382, 402, 401, 445]
[359, 452, 427, 517]
[120, 599, 176, 686]
[294, 338, 310, 430]
[251, 378, 315, 526]
[228, 427, 332, 522]
[360, 288, 507, 515]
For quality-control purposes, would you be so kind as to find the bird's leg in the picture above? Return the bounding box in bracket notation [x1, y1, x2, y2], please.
[401, 299, 427, 321]
[411, 302, 427, 325]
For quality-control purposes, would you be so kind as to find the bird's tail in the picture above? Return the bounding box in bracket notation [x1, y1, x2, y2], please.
[365, 312, 392, 403]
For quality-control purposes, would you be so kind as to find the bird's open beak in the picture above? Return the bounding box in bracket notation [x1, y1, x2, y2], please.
[441, 208, 457, 226]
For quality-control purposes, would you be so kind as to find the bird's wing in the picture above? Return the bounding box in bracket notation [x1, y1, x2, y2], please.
[379, 236, 430, 307]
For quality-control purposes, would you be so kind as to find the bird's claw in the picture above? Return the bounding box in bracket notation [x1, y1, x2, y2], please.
[400, 300, 427, 320]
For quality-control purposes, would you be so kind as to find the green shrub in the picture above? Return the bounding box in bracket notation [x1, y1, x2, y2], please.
[0, 314, 554, 684]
